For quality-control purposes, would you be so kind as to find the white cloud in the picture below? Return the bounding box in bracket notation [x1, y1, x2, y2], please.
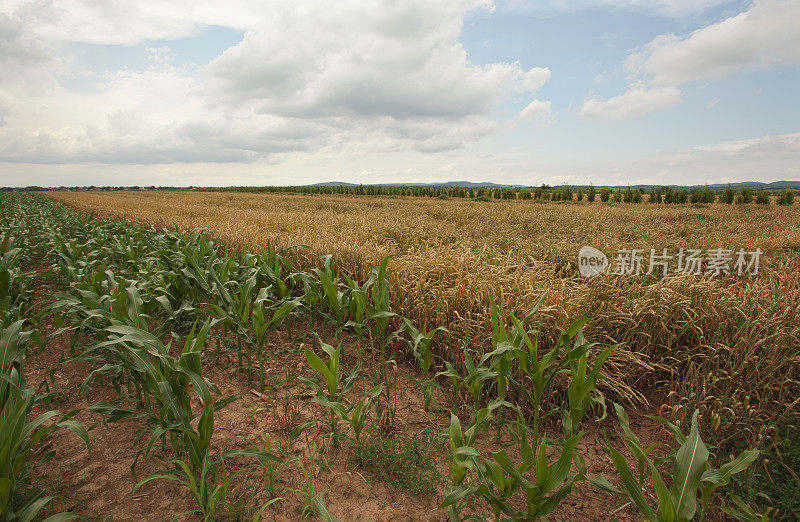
[686, 131, 800, 155]
[580, 83, 681, 119]
[0, 13, 55, 89]
[500, 0, 732, 18]
[0, 0, 552, 165]
[581, 0, 800, 119]
[628, 0, 800, 85]
[518, 99, 552, 121]
[2, 0, 259, 45]
[204, 1, 534, 120]
[520, 67, 551, 92]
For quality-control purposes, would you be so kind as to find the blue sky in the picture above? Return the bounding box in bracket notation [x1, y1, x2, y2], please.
[1, 0, 798, 187]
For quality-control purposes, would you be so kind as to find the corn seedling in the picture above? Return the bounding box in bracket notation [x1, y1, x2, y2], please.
[302, 337, 361, 441]
[403, 318, 449, 411]
[0, 320, 90, 521]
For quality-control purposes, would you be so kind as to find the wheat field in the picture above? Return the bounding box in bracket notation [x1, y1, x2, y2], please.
[47, 190, 800, 443]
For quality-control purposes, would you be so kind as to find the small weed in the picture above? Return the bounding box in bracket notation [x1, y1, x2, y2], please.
[349, 427, 440, 494]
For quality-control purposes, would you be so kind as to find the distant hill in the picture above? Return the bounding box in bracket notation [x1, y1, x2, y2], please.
[310, 180, 510, 188]
[307, 180, 800, 190]
[309, 181, 358, 187]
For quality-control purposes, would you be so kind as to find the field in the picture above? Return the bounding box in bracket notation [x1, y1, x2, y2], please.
[49, 191, 800, 435]
[2, 191, 797, 520]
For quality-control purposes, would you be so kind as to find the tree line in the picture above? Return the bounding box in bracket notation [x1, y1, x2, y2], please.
[201, 183, 797, 205]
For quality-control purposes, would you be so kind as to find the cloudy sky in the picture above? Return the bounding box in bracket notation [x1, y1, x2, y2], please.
[1, 0, 799, 187]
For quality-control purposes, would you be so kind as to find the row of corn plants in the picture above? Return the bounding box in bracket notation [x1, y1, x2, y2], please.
[2, 192, 772, 520]
[1, 195, 90, 521]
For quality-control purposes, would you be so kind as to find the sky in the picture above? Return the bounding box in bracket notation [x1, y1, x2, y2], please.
[1, 0, 799, 187]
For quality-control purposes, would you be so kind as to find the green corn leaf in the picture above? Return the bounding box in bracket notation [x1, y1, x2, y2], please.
[312, 493, 340, 522]
[440, 485, 477, 508]
[701, 449, 759, 485]
[606, 447, 657, 521]
[670, 410, 709, 522]
[305, 348, 334, 390]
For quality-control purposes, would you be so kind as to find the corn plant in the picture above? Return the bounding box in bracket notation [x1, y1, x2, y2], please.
[0, 233, 31, 322]
[251, 295, 303, 390]
[441, 412, 486, 521]
[503, 312, 559, 442]
[301, 338, 361, 441]
[316, 383, 384, 446]
[342, 273, 370, 353]
[257, 241, 308, 300]
[365, 256, 400, 382]
[480, 296, 532, 437]
[211, 272, 259, 380]
[443, 403, 596, 521]
[313, 255, 348, 331]
[562, 325, 614, 437]
[211, 273, 302, 388]
[461, 348, 497, 413]
[440, 306, 619, 521]
[433, 347, 497, 419]
[481, 419, 585, 520]
[402, 318, 449, 411]
[606, 405, 762, 521]
[94, 321, 281, 520]
[437, 359, 465, 408]
[0, 320, 90, 521]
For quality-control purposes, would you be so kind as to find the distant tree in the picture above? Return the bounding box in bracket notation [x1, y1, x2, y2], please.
[690, 185, 715, 204]
[777, 189, 795, 206]
[600, 187, 612, 202]
[623, 186, 634, 203]
[649, 186, 662, 203]
[587, 184, 596, 202]
[719, 184, 736, 204]
[575, 188, 584, 202]
[519, 189, 532, 200]
[755, 191, 771, 205]
[737, 188, 754, 204]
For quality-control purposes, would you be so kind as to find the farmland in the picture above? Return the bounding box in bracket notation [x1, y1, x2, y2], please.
[2, 190, 797, 520]
[49, 191, 800, 433]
